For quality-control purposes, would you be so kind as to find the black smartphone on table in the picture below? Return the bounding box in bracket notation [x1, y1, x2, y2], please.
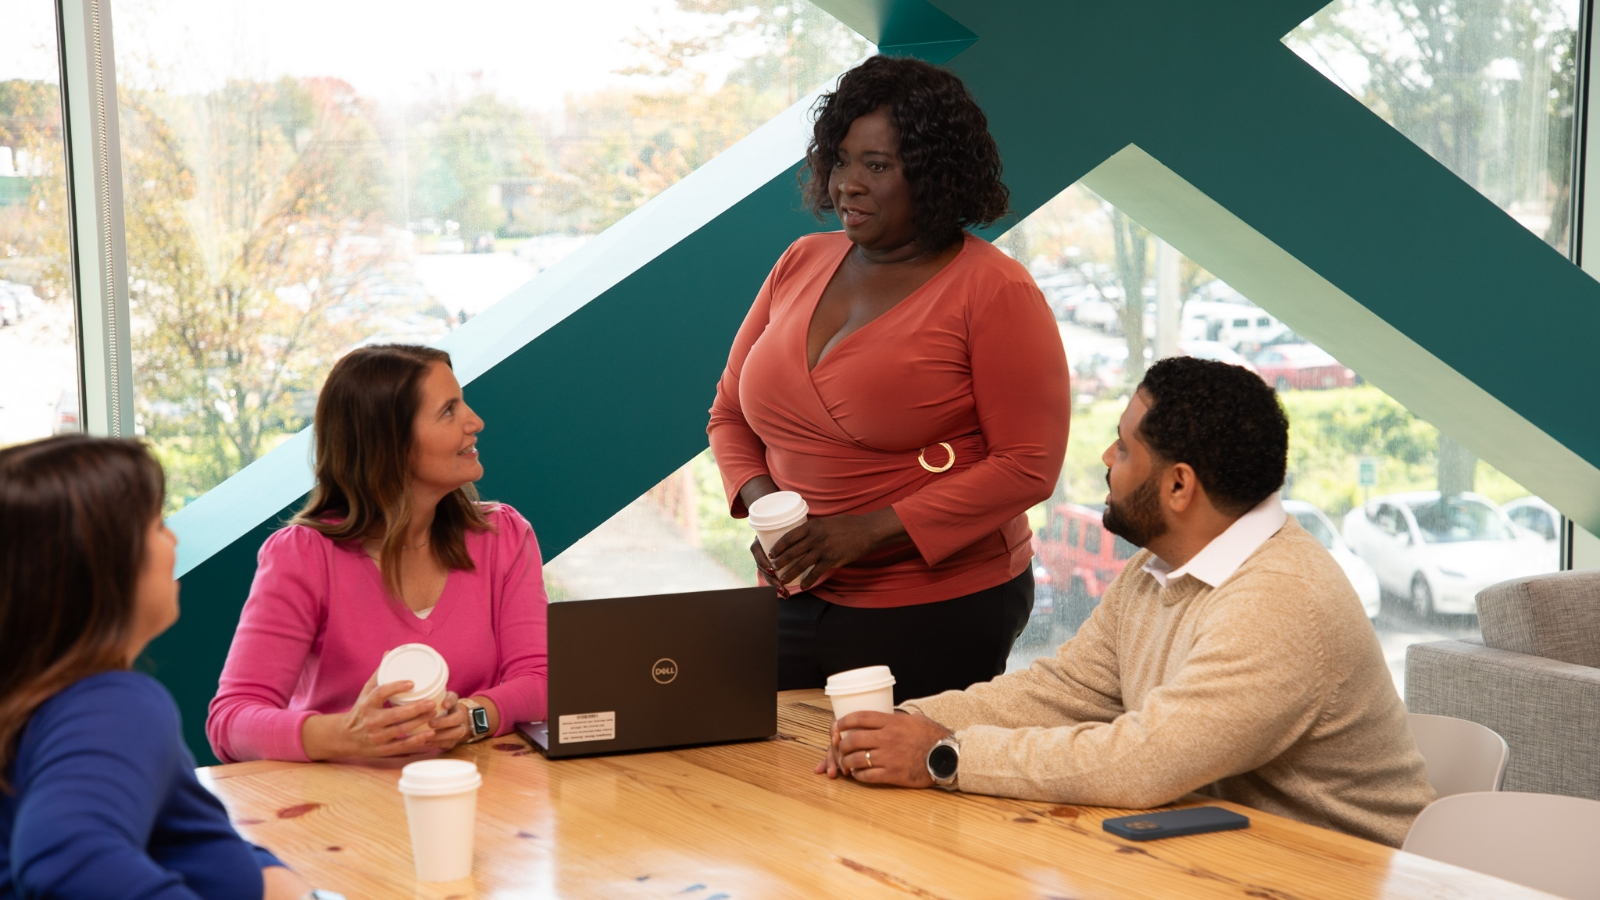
[1102, 806, 1250, 841]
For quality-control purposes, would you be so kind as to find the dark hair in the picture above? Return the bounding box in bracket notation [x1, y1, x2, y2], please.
[292, 344, 489, 598]
[1136, 356, 1289, 516]
[802, 55, 1010, 249]
[0, 435, 166, 789]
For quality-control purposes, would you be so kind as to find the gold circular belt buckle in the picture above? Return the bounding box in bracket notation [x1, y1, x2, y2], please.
[918, 442, 955, 473]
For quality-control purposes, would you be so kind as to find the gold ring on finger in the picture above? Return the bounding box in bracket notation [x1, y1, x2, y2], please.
[864, 751, 873, 768]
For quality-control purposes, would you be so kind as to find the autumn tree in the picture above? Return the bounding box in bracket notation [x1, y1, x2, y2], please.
[0, 79, 70, 302]
[121, 77, 400, 506]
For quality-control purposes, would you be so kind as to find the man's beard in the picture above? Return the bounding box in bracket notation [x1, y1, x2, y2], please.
[1102, 470, 1167, 548]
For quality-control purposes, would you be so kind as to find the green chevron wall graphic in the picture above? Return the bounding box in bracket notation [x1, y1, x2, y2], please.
[151, 0, 1600, 761]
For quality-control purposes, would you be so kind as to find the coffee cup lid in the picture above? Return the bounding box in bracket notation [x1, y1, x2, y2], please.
[378, 643, 448, 703]
[825, 665, 896, 695]
[748, 491, 808, 530]
[398, 759, 482, 796]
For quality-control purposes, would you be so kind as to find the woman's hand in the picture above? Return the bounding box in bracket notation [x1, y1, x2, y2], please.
[422, 692, 471, 751]
[749, 538, 792, 599]
[770, 508, 911, 591]
[262, 865, 314, 900]
[301, 674, 440, 760]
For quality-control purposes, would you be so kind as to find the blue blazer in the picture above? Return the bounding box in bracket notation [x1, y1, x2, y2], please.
[1, 671, 282, 899]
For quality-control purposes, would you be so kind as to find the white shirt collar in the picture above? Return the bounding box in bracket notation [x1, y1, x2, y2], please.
[1141, 494, 1288, 590]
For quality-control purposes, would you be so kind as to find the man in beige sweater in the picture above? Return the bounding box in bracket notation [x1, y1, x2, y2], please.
[818, 357, 1434, 847]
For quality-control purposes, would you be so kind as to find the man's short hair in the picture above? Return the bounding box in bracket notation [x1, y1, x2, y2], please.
[1137, 356, 1289, 516]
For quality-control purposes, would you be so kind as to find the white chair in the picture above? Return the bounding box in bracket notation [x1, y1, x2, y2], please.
[1402, 792, 1600, 899]
[1408, 712, 1508, 797]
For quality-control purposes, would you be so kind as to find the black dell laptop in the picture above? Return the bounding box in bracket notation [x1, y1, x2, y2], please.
[518, 586, 778, 758]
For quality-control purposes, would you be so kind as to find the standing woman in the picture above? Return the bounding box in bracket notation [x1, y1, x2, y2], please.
[708, 56, 1070, 702]
[0, 436, 314, 898]
[208, 344, 548, 763]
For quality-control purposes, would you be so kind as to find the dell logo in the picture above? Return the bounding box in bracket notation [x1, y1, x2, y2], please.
[652, 658, 679, 684]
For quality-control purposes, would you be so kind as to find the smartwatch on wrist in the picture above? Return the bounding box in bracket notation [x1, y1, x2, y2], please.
[459, 697, 492, 743]
[926, 736, 960, 789]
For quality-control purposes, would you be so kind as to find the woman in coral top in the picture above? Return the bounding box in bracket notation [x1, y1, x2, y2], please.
[208, 344, 548, 763]
[708, 56, 1070, 702]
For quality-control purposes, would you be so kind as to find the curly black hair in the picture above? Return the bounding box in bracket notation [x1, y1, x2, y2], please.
[1137, 357, 1289, 516]
[802, 55, 1009, 249]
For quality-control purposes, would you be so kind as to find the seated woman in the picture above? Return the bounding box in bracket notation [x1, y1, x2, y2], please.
[208, 344, 548, 763]
[0, 435, 316, 898]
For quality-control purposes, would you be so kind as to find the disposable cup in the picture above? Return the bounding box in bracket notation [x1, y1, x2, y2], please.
[398, 759, 482, 882]
[825, 665, 897, 720]
[748, 491, 811, 588]
[378, 643, 450, 715]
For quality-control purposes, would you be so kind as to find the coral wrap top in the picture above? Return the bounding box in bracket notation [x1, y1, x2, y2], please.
[708, 231, 1070, 608]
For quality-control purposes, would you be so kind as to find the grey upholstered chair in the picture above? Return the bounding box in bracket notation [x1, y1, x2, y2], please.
[1405, 569, 1600, 801]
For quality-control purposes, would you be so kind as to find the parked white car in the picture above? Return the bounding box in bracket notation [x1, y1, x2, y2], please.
[1501, 496, 1560, 542]
[1284, 500, 1380, 619]
[1342, 491, 1556, 616]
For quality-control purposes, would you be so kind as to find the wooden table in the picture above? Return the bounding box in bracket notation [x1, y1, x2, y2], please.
[203, 690, 1555, 899]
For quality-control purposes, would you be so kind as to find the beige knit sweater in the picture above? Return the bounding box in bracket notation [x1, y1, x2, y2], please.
[903, 518, 1434, 847]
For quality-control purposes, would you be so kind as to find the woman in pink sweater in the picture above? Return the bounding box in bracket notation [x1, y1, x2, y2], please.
[207, 345, 548, 763]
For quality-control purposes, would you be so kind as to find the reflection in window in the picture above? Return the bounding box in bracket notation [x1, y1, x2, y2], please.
[0, 5, 78, 448]
[110, 0, 869, 511]
[1001, 179, 1564, 688]
[1409, 496, 1513, 543]
[1286, 0, 1581, 250]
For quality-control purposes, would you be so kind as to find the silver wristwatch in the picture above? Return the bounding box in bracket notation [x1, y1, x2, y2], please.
[926, 736, 960, 789]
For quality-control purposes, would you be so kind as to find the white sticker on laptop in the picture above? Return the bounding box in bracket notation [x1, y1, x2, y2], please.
[558, 711, 616, 744]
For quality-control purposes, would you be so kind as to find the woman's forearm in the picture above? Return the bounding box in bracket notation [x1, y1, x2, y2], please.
[299, 714, 348, 761]
[738, 475, 781, 511]
[858, 506, 911, 552]
[470, 695, 501, 736]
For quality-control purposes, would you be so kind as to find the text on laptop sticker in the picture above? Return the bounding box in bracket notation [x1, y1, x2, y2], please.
[558, 711, 616, 744]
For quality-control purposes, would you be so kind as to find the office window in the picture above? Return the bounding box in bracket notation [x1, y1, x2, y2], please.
[545, 448, 759, 601]
[1286, 0, 1580, 249]
[1003, 183, 1562, 689]
[110, 0, 870, 511]
[0, 5, 79, 448]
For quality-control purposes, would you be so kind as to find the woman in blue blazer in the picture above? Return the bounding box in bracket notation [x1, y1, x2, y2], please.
[0, 436, 321, 899]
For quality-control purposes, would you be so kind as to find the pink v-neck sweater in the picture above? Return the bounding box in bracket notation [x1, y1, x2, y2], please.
[206, 503, 548, 763]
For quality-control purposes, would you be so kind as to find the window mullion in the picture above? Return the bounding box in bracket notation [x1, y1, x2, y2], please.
[54, 0, 131, 438]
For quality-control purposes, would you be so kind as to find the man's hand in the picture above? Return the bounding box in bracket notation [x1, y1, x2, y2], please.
[812, 710, 953, 788]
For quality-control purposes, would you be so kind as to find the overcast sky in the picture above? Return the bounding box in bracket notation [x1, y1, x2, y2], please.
[2, 0, 777, 111]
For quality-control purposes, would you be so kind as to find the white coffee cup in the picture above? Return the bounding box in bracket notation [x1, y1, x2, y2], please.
[378, 643, 450, 715]
[748, 491, 811, 588]
[825, 665, 897, 720]
[398, 759, 482, 881]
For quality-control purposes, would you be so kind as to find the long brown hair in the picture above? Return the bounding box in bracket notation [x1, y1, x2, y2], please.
[0, 435, 166, 789]
[293, 344, 490, 598]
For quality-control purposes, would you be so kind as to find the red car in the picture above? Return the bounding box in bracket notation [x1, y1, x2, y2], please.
[1034, 503, 1140, 634]
[1250, 344, 1356, 391]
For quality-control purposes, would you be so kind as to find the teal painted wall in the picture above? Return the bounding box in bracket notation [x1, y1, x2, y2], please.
[149, 0, 1600, 760]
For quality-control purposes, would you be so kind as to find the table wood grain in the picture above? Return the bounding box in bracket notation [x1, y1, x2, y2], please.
[201, 690, 1557, 899]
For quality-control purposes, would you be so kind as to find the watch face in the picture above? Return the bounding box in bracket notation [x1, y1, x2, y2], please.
[469, 705, 491, 735]
[928, 743, 959, 780]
